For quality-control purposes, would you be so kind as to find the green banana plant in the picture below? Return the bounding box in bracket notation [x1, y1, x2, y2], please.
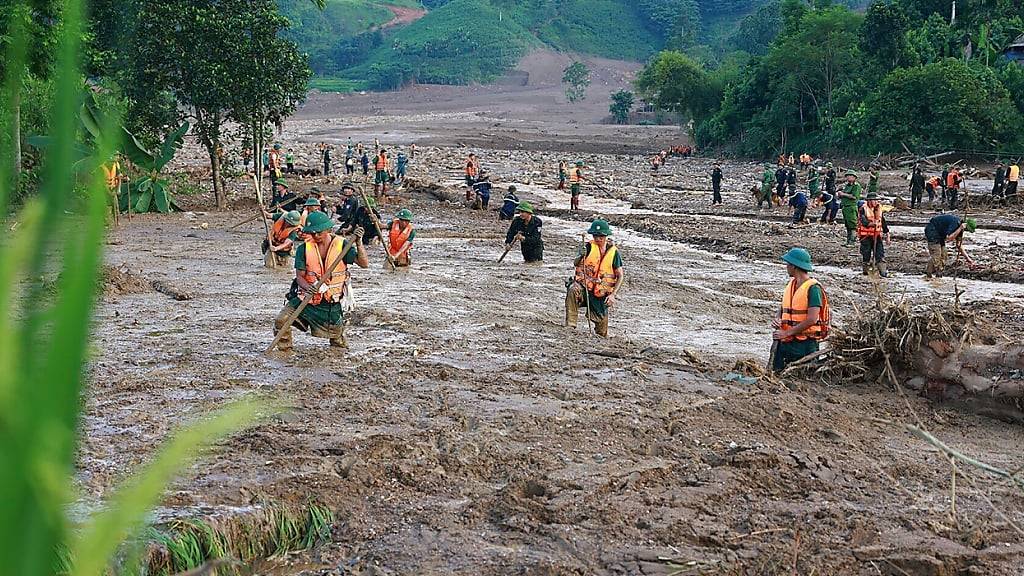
[116, 121, 189, 214]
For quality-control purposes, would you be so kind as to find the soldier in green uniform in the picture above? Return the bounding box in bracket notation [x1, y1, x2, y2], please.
[566, 220, 624, 337]
[838, 171, 862, 245]
[759, 164, 774, 210]
[808, 168, 821, 200]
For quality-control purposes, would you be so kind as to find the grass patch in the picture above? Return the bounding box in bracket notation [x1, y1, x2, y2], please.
[309, 76, 369, 93]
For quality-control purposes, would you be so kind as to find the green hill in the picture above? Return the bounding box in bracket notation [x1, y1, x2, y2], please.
[281, 0, 773, 91]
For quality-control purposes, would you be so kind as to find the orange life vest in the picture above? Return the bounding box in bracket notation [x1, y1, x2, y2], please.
[570, 168, 582, 183]
[1009, 165, 1020, 182]
[271, 218, 299, 247]
[375, 153, 388, 171]
[576, 242, 619, 297]
[301, 237, 349, 305]
[856, 203, 884, 239]
[780, 278, 830, 342]
[927, 176, 940, 188]
[465, 160, 477, 177]
[946, 170, 960, 189]
[388, 221, 413, 258]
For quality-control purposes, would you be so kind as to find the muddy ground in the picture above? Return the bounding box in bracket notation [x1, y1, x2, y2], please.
[79, 84, 1024, 575]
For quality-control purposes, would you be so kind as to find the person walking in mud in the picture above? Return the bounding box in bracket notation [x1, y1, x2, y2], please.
[558, 159, 568, 191]
[261, 210, 302, 268]
[710, 163, 723, 205]
[504, 202, 543, 263]
[946, 166, 962, 209]
[771, 248, 831, 372]
[838, 171, 862, 245]
[321, 143, 332, 176]
[824, 162, 837, 198]
[924, 214, 977, 278]
[909, 165, 925, 209]
[465, 153, 479, 200]
[759, 164, 774, 210]
[569, 161, 584, 211]
[566, 220, 623, 337]
[386, 209, 416, 268]
[856, 192, 890, 277]
[374, 149, 391, 197]
[272, 212, 368, 352]
[1006, 160, 1020, 200]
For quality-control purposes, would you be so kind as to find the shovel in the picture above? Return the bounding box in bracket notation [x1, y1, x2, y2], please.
[497, 234, 521, 263]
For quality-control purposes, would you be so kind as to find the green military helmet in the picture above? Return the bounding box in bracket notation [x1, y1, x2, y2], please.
[826, 162, 834, 168]
[864, 192, 880, 201]
[575, 161, 584, 167]
[515, 201, 534, 214]
[304, 197, 321, 207]
[965, 218, 977, 233]
[273, 143, 282, 150]
[782, 247, 813, 272]
[395, 208, 413, 221]
[844, 171, 858, 178]
[302, 211, 333, 234]
[274, 179, 289, 189]
[340, 182, 356, 194]
[283, 210, 302, 226]
[588, 219, 613, 236]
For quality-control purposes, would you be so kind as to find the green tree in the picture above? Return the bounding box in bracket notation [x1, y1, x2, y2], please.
[609, 89, 635, 123]
[636, 50, 719, 123]
[124, 0, 310, 208]
[852, 59, 1022, 152]
[728, 2, 783, 56]
[862, 1, 912, 70]
[562, 61, 591, 102]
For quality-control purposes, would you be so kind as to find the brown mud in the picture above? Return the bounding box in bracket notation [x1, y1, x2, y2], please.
[80, 84, 1024, 574]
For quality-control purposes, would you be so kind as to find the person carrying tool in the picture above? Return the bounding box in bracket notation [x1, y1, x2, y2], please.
[504, 202, 543, 263]
[373, 149, 390, 196]
[499, 185, 520, 220]
[565, 220, 623, 337]
[710, 163, 723, 205]
[269, 144, 284, 181]
[867, 168, 879, 195]
[1006, 160, 1020, 199]
[386, 209, 416, 268]
[339, 195, 382, 247]
[909, 165, 925, 209]
[261, 210, 302, 267]
[856, 192, 890, 277]
[838, 171, 862, 245]
[924, 214, 977, 278]
[771, 248, 831, 372]
[946, 166, 962, 209]
[334, 183, 360, 227]
[569, 161, 584, 211]
[271, 211, 368, 352]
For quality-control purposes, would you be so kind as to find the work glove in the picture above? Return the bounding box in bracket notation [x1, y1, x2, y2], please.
[318, 283, 329, 294]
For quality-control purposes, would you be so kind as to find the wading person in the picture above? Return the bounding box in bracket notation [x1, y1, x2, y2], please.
[771, 248, 831, 372]
[386, 209, 416, 268]
[373, 149, 390, 196]
[926, 175, 941, 204]
[857, 192, 890, 277]
[838, 171, 862, 245]
[465, 153, 479, 199]
[558, 160, 567, 191]
[261, 210, 302, 267]
[946, 166, 962, 209]
[272, 212, 368, 352]
[504, 201, 543, 263]
[759, 164, 774, 210]
[499, 185, 520, 221]
[565, 220, 623, 337]
[472, 173, 492, 209]
[569, 161, 584, 211]
[710, 163, 723, 205]
[924, 214, 976, 278]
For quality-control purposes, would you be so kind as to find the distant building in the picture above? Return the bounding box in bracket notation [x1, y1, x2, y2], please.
[1003, 34, 1024, 64]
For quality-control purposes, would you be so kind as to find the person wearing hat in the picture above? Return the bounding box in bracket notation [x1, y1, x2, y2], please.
[335, 183, 360, 225]
[261, 210, 302, 267]
[909, 165, 925, 209]
[386, 209, 416, 268]
[339, 194, 382, 246]
[295, 197, 323, 241]
[772, 248, 831, 372]
[924, 214, 977, 278]
[758, 164, 774, 210]
[395, 151, 409, 183]
[807, 166, 821, 201]
[945, 165, 962, 209]
[272, 211, 367, 352]
[566, 220, 623, 337]
[856, 192, 890, 277]
[270, 180, 300, 212]
[1006, 159, 1020, 200]
[569, 161, 584, 211]
[867, 167, 879, 195]
[472, 173, 492, 209]
[373, 148, 391, 196]
[504, 202, 543, 263]
[838, 171, 862, 245]
[267, 143, 283, 180]
[992, 160, 1006, 201]
[710, 163, 723, 205]
[499, 185, 520, 220]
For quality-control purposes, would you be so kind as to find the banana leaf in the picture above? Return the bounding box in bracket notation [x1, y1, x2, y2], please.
[155, 123, 190, 171]
[153, 182, 170, 213]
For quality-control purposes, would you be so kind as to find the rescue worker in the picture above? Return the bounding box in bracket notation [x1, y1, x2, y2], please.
[321, 143, 332, 176]
[569, 161, 584, 211]
[924, 214, 976, 278]
[817, 188, 838, 224]
[272, 211, 368, 352]
[339, 195, 382, 247]
[395, 151, 409, 183]
[710, 163, 723, 205]
[789, 187, 808, 225]
[472, 173, 492, 209]
[926, 175, 941, 204]
[261, 210, 302, 267]
[940, 164, 950, 203]
[373, 149, 390, 196]
[465, 153, 479, 189]
[270, 180, 300, 212]
[285, 149, 295, 174]
[808, 167, 820, 200]
[360, 151, 370, 176]
[856, 192, 890, 277]
[504, 201, 543, 263]
[499, 186, 520, 221]
[909, 165, 925, 209]
[269, 143, 283, 180]
[565, 220, 623, 337]
[771, 248, 831, 372]
[1006, 160, 1020, 199]
[992, 160, 1006, 201]
[334, 183, 360, 228]
[775, 164, 788, 201]
[946, 166, 962, 209]
[102, 156, 121, 222]
[786, 167, 797, 197]
[386, 208, 416, 268]
[558, 160, 568, 191]
[838, 171, 862, 245]
[759, 164, 774, 210]
[824, 162, 837, 198]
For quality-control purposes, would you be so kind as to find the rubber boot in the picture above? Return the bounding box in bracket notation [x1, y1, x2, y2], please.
[564, 287, 579, 328]
[272, 307, 295, 352]
[877, 263, 888, 278]
[862, 262, 871, 276]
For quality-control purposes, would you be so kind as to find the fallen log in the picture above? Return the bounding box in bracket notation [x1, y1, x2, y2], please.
[898, 150, 956, 167]
[151, 280, 195, 301]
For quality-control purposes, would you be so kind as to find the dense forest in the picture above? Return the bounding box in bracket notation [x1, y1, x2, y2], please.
[633, 0, 1024, 156]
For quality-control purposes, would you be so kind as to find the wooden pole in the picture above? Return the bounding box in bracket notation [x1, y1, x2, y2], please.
[252, 174, 276, 269]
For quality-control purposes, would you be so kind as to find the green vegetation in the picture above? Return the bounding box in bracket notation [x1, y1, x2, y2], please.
[562, 61, 591, 103]
[610, 90, 635, 124]
[637, 0, 1024, 157]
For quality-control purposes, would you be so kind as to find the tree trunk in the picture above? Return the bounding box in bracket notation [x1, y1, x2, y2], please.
[12, 91, 21, 179]
[209, 146, 225, 209]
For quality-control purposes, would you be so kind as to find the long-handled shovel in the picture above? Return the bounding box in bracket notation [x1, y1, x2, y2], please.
[228, 198, 291, 231]
[265, 235, 353, 354]
[357, 186, 399, 271]
[497, 235, 520, 263]
[252, 174, 276, 269]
